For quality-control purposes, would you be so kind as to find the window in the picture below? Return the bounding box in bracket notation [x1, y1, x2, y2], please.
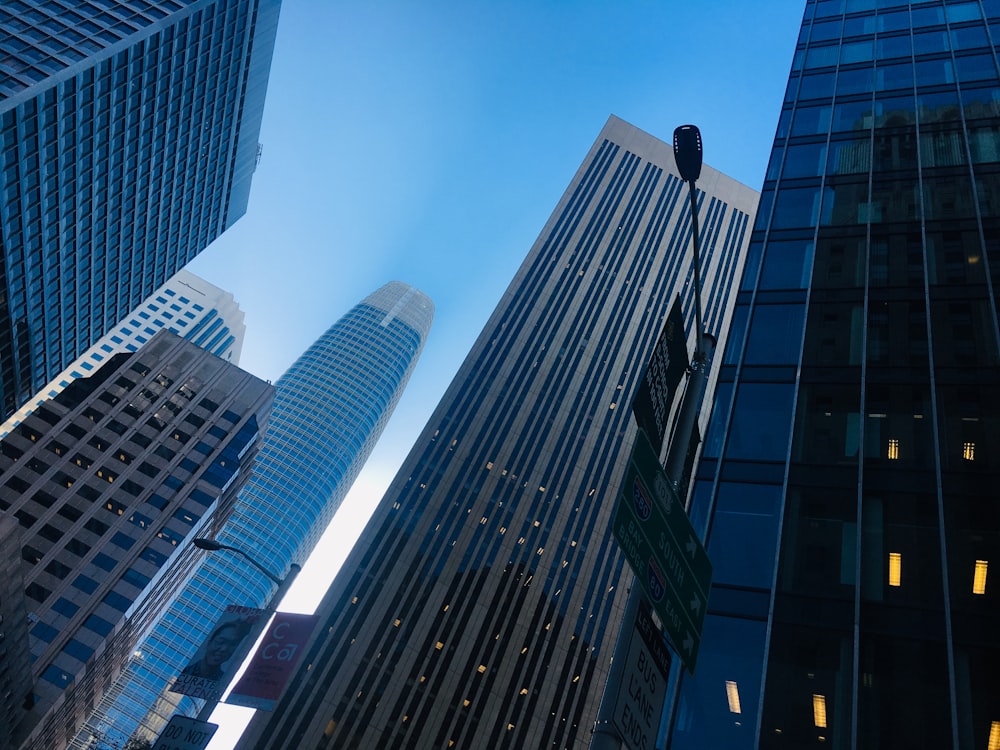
[51, 597, 79, 617]
[41, 664, 73, 688]
[31, 622, 59, 643]
[726, 383, 796, 461]
[92, 552, 116, 571]
[83, 614, 113, 637]
[102, 590, 132, 612]
[26, 582, 52, 603]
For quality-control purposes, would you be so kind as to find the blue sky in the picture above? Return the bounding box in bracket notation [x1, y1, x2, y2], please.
[188, 1, 805, 744]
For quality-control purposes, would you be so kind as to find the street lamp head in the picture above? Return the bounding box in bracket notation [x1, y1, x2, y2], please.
[193, 537, 224, 551]
[673, 124, 703, 183]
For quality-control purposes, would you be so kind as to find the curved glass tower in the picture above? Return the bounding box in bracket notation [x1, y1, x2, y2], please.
[75, 281, 433, 748]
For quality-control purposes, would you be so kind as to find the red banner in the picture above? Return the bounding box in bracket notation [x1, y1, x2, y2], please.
[226, 612, 318, 710]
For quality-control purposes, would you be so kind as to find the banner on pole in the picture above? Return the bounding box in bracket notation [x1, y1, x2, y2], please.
[227, 612, 318, 710]
[170, 605, 265, 701]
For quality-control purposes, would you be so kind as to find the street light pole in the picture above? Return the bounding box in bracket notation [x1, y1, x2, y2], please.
[590, 125, 711, 750]
[665, 124, 712, 495]
[191, 538, 301, 723]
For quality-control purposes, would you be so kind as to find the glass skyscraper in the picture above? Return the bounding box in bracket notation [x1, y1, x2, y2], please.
[76, 281, 433, 748]
[666, 2, 1000, 749]
[235, 116, 758, 750]
[0, 0, 280, 418]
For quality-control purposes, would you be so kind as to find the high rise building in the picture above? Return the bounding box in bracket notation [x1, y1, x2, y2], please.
[235, 116, 758, 750]
[0, 0, 280, 419]
[76, 281, 434, 748]
[662, 2, 1000, 749]
[0, 330, 274, 749]
[1, 269, 247, 439]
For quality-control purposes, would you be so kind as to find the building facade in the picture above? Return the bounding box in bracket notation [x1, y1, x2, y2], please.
[0, 0, 280, 419]
[235, 116, 758, 750]
[1, 269, 247, 439]
[0, 514, 30, 750]
[77, 281, 433, 747]
[664, 2, 1000, 749]
[0, 330, 274, 749]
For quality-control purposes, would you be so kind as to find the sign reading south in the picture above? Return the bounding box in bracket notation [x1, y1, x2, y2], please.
[612, 429, 712, 672]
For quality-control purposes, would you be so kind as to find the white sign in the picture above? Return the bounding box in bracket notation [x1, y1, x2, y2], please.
[612, 605, 671, 750]
[152, 716, 218, 750]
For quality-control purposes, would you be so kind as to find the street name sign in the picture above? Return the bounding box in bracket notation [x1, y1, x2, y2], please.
[613, 429, 712, 672]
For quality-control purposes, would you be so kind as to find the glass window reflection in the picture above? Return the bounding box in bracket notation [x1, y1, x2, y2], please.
[667, 615, 767, 750]
[760, 239, 815, 290]
[708, 483, 782, 589]
[745, 304, 806, 365]
[725, 383, 795, 462]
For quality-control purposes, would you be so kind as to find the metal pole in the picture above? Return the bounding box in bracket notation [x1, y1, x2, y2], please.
[590, 585, 641, 750]
[195, 562, 301, 722]
[592, 127, 712, 749]
[665, 179, 712, 495]
[665, 332, 714, 496]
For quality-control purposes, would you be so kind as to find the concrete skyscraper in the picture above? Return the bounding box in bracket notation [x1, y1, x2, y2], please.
[661, 2, 1000, 749]
[1, 269, 247, 439]
[0, 331, 274, 749]
[0, 0, 280, 418]
[236, 116, 758, 750]
[77, 281, 433, 748]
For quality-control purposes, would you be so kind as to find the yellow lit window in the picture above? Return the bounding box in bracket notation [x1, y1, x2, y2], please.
[888, 553, 902, 587]
[973, 560, 988, 595]
[726, 681, 741, 714]
[887, 438, 899, 460]
[435, 641, 444, 650]
[988, 721, 999, 750]
[393, 618, 401, 627]
[812, 694, 827, 729]
[963, 441, 975, 461]
[477, 665, 487, 674]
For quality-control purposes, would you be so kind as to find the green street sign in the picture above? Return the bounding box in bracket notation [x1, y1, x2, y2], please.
[613, 429, 712, 672]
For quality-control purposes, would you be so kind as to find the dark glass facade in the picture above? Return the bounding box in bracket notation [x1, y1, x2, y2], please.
[74, 282, 433, 748]
[0, 0, 280, 418]
[667, 2, 1000, 749]
[235, 116, 758, 750]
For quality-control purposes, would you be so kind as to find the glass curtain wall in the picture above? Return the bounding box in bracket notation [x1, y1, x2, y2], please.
[667, 1, 1000, 749]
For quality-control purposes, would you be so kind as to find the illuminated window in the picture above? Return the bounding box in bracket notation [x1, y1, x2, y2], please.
[812, 694, 827, 728]
[889, 552, 902, 587]
[974, 560, 988, 595]
[988, 721, 999, 750]
[726, 681, 742, 714]
[435, 641, 444, 650]
[477, 664, 487, 674]
[963, 441, 975, 461]
[887, 438, 899, 460]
